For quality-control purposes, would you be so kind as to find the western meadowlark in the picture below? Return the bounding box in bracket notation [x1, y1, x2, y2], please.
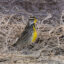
[12, 16, 38, 50]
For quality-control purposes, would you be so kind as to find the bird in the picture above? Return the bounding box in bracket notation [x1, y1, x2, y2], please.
[12, 16, 38, 50]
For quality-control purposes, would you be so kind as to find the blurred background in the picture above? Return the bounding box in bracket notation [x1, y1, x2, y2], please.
[0, 0, 64, 64]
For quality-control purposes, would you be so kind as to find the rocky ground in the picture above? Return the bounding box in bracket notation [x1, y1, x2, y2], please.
[0, 0, 64, 64]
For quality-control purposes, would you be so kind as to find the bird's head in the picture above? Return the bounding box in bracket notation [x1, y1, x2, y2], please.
[29, 16, 37, 26]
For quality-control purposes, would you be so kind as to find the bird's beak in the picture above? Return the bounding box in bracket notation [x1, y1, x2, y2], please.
[34, 18, 37, 24]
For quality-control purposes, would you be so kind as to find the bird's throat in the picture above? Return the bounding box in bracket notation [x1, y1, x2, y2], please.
[32, 26, 37, 42]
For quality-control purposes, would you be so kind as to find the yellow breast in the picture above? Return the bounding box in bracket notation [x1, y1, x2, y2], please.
[32, 26, 37, 42]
